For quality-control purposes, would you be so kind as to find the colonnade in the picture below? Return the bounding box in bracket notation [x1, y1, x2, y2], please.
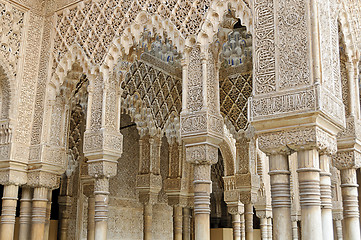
[0, 186, 53, 240]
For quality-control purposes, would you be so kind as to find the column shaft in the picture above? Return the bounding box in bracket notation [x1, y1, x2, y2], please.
[319, 154, 333, 240]
[240, 214, 245, 240]
[335, 219, 343, 240]
[193, 164, 211, 240]
[44, 190, 52, 240]
[340, 168, 361, 240]
[267, 218, 272, 240]
[260, 218, 267, 240]
[87, 196, 95, 240]
[291, 221, 298, 240]
[244, 204, 253, 240]
[31, 187, 49, 240]
[19, 187, 32, 240]
[173, 205, 183, 240]
[269, 154, 292, 240]
[183, 208, 191, 240]
[232, 214, 241, 240]
[94, 178, 110, 240]
[0, 185, 19, 240]
[297, 149, 323, 240]
[144, 203, 152, 240]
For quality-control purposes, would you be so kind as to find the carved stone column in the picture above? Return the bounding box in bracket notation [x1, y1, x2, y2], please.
[266, 218, 272, 240]
[319, 154, 333, 240]
[87, 196, 95, 240]
[173, 205, 183, 240]
[58, 195, 71, 240]
[240, 214, 245, 240]
[227, 202, 243, 240]
[31, 187, 49, 240]
[291, 221, 298, 240]
[268, 153, 292, 240]
[44, 190, 52, 240]
[255, 210, 270, 240]
[340, 168, 360, 240]
[244, 204, 253, 240]
[183, 208, 191, 240]
[191, 161, 215, 240]
[180, 45, 223, 240]
[93, 178, 110, 240]
[136, 133, 162, 240]
[19, 187, 33, 240]
[0, 184, 19, 240]
[333, 213, 343, 240]
[297, 149, 323, 240]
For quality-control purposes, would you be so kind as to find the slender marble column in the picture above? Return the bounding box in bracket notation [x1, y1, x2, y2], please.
[340, 168, 361, 240]
[19, 187, 32, 240]
[44, 190, 52, 240]
[232, 214, 241, 240]
[144, 203, 152, 240]
[269, 154, 292, 240]
[244, 204, 253, 240]
[240, 214, 245, 240]
[31, 187, 49, 240]
[297, 149, 323, 240]
[0, 185, 19, 240]
[319, 154, 334, 240]
[335, 220, 343, 240]
[87, 196, 95, 240]
[58, 196, 71, 240]
[94, 178, 110, 240]
[291, 221, 298, 240]
[173, 205, 183, 240]
[183, 208, 191, 240]
[193, 164, 212, 240]
[267, 218, 272, 240]
[260, 217, 267, 240]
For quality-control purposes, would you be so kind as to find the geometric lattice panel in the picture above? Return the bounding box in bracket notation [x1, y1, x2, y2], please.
[220, 73, 252, 132]
[121, 60, 182, 129]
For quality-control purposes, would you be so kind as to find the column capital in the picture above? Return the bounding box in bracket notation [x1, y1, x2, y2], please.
[258, 126, 337, 155]
[333, 150, 361, 170]
[227, 201, 244, 215]
[185, 142, 218, 165]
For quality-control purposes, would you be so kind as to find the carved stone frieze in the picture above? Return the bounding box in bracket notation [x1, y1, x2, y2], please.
[258, 126, 337, 155]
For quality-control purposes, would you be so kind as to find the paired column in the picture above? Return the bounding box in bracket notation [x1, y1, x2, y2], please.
[173, 205, 183, 240]
[297, 149, 323, 240]
[31, 187, 49, 240]
[19, 187, 33, 240]
[269, 153, 292, 240]
[340, 168, 361, 240]
[94, 178, 110, 240]
[183, 208, 191, 240]
[319, 154, 334, 240]
[0, 184, 19, 240]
